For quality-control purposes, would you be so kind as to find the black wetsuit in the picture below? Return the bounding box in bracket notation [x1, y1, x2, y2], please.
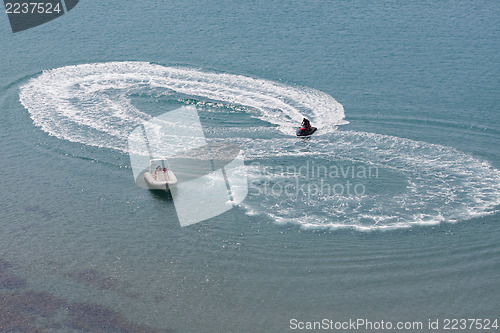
[302, 119, 311, 130]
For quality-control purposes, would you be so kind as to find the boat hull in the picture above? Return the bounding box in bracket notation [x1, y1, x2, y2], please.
[144, 171, 177, 191]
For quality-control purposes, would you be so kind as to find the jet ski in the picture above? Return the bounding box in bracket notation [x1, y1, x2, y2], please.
[296, 126, 317, 137]
[296, 118, 316, 137]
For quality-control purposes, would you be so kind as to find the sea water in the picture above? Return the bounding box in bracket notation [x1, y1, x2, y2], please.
[0, 1, 499, 332]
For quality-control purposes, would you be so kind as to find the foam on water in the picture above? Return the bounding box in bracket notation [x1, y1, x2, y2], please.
[19, 61, 346, 152]
[239, 132, 500, 230]
[19, 62, 500, 230]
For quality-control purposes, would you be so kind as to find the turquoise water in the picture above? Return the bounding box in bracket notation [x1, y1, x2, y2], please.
[1, 1, 499, 332]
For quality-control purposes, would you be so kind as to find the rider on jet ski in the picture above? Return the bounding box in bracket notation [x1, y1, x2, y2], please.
[297, 117, 316, 137]
[301, 118, 311, 131]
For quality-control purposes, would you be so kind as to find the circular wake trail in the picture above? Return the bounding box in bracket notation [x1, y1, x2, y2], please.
[18, 61, 500, 230]
[239, 133, 500, 230]
[19, 61, 346, 152]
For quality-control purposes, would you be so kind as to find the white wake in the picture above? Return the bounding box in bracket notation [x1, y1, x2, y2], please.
[19, 61, 500, 230]
[19, 61, 346, 152]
